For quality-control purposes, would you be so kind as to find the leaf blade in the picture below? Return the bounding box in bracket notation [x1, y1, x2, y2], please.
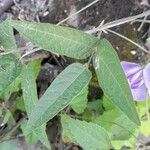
[25, 63, 92, 133]
[70, 85, 88, 114]
[93, 109, 138, 140]
[93, 39, 140, 125]
[61, 114, 112, 150]
[11, 20, 99, 59]
[0, 54, 22, 96]
[21, 64, 51, 149]
[0, 20, 16, 50]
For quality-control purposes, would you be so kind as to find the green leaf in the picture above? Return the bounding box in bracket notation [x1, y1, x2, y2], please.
[0, 20, 16, 50]
[2, 110, 12, 125]
[0, 71, 21, 101]
[25, 63, 92, 133]
[93, 109, 138, 140]
[93, 39, 140, 125]
[70, 85, 88, 114]
[140, 121, 150, 136]
[61, 114, 112, 150]
[137, 101, 149, 119]
[111, 136, 137, 150]
[87, 99, 103, 113]
[0, 54, 16, 64]
[15, 96, 26, 112]
[103, 96, 115, 111]
[27, 59, 41, 78]
[21, 65, 38, 114]
[21, 120, 51, 149]
[21, 121, 39, 144]
[0, 54, 22, 96]
[21, 64, 51, 149]
[0, 140, 18, 150]
[1, 58, 41, 101]
[11, 20, 99, 59]
[82, 109, 93, 122]
[81, 99, 103, 121]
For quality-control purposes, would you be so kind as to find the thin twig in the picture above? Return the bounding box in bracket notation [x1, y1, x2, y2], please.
[57, 0, 100, 25]
[99, 10, 150, 31]
[0, 46, 28, 57]
[105, 29, 150, 54]
[133, 19, 150, 24]
[0, 49, 21, 57]
[138, 16, 148, 31]
[87, 11, 150, 34]
[52, 55, 62, 66]
[13, 0, 22, 10]
[19, 47, 42, 61]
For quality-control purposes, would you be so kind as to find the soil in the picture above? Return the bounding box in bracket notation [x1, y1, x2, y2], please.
[0, 0, 150, 150]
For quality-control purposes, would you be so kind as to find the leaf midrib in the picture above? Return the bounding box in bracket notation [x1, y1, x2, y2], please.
[70, 121, 111, 149]
[97, 49, 137, 120]
[14, 23, 96, 50]
[28, 65, 90, 129]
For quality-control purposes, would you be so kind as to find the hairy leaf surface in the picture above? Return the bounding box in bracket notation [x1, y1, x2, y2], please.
[21, 65, 51, 149]
[0, 20, 16, 49]
[0, 54, 21, 96]
[93, 39, 140, 125]
[25, 63, 92, 133]
[70, 85, 88, 114]
[11, 20, 99, 59]
[61, 114, 112, 150]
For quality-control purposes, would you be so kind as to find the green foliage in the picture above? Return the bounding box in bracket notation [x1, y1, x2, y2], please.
[2, 110, 12, 125]
[15, 96, 26, 112]
[0, 54, 22, 96]
[0, 140, 18, 150]
[93, 109, 138, 140]
[21, 65, 39, 114]
[27, 59, 41, 78]
[93, 39, 140, 125]
[21, 121, 39, 144]
[70, 85, 88, 114]
[137, 102, 150, 136]
[0, 53, 17, 64]
[0, 20, 143, 149]
[0, 20, 16, 50]
[87, 99, 103, 112]
[21, 64, 51, 149]
[25, 63, 92, 133]
[103, 96, 115, 111]
[61, 114, 112, 150]
[140, 121, 150, 136]
[11, 20, 99, 59]
[111, 136, 137, 150]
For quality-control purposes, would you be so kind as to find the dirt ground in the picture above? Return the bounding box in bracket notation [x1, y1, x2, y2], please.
[0, 0, 150, 150]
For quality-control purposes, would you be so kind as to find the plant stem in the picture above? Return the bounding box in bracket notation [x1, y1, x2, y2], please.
[105, 28, 150, 54]
[146, 97, 150, 122]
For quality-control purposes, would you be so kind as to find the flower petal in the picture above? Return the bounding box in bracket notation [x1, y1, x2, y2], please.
[131, 84, 147, 101]
[130, 79, 144, 89]
[129, 70, 143, 88]
[143, 63, 150, 94]
[121, 61, 142, 77]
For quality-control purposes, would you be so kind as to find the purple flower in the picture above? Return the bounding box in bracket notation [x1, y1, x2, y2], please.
[121, 61, 150, 101]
